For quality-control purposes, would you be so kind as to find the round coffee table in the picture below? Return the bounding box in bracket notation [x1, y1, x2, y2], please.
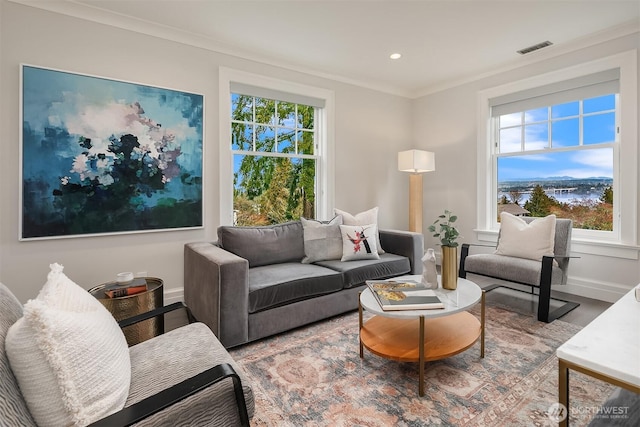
[359, 275, 485, 396]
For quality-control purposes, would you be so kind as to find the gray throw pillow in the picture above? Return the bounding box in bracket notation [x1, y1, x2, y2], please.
[300, 216, 343, 264]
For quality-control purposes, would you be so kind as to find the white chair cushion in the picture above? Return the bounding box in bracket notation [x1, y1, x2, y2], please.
[495, 212, 556, 261]
[5, 263, 130, 427]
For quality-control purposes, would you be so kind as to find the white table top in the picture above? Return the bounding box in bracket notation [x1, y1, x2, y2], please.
[556, 287, 640, 387]
[360, 274, 482, 319]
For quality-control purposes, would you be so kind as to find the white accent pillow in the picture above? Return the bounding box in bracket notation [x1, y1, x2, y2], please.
[301, 215, 344, 263]
[495, 213, 556, 261]
[6, 263, 131, 427]
[334, 207, 385, 253]
[340, 224, 380, 261]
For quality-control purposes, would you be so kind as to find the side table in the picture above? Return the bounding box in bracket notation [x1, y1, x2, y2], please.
[89, 277, 164, 346]
[359, 275, 485, 396]
[556, 287, 639, 426]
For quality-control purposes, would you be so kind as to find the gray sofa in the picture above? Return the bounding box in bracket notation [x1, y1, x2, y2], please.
[184, 220, 423, 348]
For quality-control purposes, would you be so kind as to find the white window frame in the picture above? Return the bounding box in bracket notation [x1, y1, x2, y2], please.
[219, 67, 335, 225]
[476, 50, 638, 259]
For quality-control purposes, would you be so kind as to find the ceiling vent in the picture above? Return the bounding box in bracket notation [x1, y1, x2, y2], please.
[517, 41, 553, 55]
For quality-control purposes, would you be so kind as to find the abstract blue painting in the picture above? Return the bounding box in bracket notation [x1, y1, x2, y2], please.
[21, 65, 203, 239]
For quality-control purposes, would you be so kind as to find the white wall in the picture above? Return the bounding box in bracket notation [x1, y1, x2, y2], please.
[413, 33, 640, 302]
[2, 1, 636, 304]
[0, 1, 412, 302]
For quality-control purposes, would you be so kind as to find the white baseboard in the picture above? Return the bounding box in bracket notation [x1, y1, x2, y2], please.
[164, 287, 184, 305]
[562, 276, 632, 303]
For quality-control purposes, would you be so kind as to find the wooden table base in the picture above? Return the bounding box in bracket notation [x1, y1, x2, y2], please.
[359, 292, 485, 396]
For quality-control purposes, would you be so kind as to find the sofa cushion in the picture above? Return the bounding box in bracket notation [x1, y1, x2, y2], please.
[248, 263, 343, 313]
[339, 224, 380, 261]
[5, 264, 130, 427]
[301, 216, 343, 263]
[316, 253, 411, 289]
[218, 221, 305, 267]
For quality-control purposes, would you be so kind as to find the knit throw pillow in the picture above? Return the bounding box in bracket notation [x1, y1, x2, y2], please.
[6, 263, 130, 427]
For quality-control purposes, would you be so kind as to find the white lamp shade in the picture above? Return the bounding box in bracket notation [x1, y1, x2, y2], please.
[398, 150, 435, 173]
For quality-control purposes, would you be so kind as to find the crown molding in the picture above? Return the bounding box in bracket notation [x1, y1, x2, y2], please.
[7, 1, 638, 99]
[414, 19, 640, 98]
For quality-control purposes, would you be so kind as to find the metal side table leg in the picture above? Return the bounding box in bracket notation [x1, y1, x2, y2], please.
[419, 315, 425, 396]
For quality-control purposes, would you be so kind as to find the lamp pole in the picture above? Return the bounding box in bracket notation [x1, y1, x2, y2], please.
[409, 173, 423, 233]
[398, 149, 435, 234]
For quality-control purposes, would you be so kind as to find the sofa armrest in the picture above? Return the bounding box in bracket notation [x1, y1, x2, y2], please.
[379, 229, 424, 274]
[184, 242, 249, 348]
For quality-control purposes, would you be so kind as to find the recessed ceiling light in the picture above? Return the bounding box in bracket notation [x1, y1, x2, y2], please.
[389, 53, 402, 60]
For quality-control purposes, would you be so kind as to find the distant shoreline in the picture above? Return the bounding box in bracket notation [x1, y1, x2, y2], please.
[498, 177, 612, 204]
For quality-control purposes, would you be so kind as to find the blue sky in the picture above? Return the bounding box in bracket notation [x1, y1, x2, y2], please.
[498, 148, 613, 181]
[498, 95, 615, 181]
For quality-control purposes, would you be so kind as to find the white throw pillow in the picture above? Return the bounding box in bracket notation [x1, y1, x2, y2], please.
[334, 207, 385, 253]
[301, 215, 344, 263]
[495, 213, 556, 261]
[6, 263, 131, 427]
[340, 224, 380, 261]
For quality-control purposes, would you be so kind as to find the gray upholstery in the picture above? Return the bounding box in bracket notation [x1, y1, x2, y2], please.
[0, 283, 37, 427]
[466, 217, 573, 286]
[248, 285, 366, 342]
[0, 282, 253, 426]
[218, 220, 305, 267]
[460, 217, 577, 322]
[315, 253, 411, 288]
[379, 229, 425, 275]
[248, 263, 343, 313]
[128, 323, 254, 426]
[588, 387, 640, 426]
[463, 254, 565, 287]
[185, 226, 424, 348]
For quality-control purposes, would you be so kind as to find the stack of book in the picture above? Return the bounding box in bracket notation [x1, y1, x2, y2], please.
[104, 278, 148, 298]
[366, 280, 444, 311]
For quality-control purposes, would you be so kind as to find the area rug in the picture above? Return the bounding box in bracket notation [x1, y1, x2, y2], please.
[229, 305, 613, 426]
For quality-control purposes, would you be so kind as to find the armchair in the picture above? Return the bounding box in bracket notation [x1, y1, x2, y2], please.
[459, 216, 579, 323]
[0, 280, 253, 427]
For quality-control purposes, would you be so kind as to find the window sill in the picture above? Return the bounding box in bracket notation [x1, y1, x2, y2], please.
[473, 229, 639, 260]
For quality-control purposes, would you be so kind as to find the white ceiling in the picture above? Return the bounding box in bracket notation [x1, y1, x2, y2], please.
[16, 0, 640, 97]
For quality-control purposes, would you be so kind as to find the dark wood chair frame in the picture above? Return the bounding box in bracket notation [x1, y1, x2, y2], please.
[88, 302, 250, 427]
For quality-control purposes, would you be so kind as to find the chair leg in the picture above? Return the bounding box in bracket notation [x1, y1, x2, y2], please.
[459, 244, 470, 279]
[537, 256, 553, 322]
[479, 272, 580, 323]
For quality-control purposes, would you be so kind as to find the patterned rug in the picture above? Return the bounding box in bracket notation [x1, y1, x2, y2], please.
[229, 305, 613, 426]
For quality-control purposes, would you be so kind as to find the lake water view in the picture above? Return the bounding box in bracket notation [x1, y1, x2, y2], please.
[498, 178, 613, 205]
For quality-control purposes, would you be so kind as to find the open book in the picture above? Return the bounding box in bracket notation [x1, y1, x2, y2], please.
[366, 280, 444, 311]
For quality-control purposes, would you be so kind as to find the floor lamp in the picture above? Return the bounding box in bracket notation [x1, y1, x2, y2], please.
[398, 150, 435, 233]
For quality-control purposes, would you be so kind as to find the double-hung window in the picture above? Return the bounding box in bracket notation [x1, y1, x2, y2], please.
[477, 51, 637, 253]
[491, 69, 618, 232]
[219, 68, 335, 226]
[231, 92, 318, 225]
